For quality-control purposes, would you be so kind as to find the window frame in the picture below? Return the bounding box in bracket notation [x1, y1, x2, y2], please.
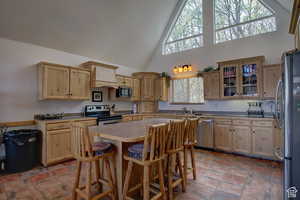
[162, 0, 204, 55]
[170, 75, 205, 104]
[213, 0, 276, 44]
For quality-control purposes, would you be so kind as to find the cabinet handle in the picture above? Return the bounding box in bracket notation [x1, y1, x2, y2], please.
[69, 93, 73, 96]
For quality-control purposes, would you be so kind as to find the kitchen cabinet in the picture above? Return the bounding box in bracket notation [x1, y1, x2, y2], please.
[36, 118, 97, 166]
[131, 78, 141, 101]
[155, 77, 169, 101]
[214, 123, 232, 151]
[232, 126, 252, 154]
[116, 75, 132, 88]
[132, 72, 160, 101]
[218, 56, 265, 99]
[137, 101, 158, 113]
[252, 126, 274, 158]
[203, 71, 220, 100]
[38, 62, 91, 100]
[263, 64, 281, 99]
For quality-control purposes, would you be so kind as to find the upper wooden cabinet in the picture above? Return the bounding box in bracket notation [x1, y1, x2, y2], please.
[262, 64, 281, 99]
[38, 62, 91, 100]
[131, 78, 141, 101]
[203, 71, 220, 100]
[155, 77, 169, 102]
[116, 75, 132, 88]
[218, 56, 265, 99]
[132, 72, 160, 102]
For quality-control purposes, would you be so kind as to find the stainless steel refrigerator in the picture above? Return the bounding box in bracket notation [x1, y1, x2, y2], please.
[276, 50, 300, 200]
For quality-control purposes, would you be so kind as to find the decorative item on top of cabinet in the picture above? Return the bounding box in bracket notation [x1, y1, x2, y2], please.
[202, 71, 220, 100]
[218, 56, 265, 99]
[262, 64, 281, 99]
[132, 72, 160, 102]
[80, 61, 119, 88]
[38, 62, 91, 100]
[155, 77, 169, 101]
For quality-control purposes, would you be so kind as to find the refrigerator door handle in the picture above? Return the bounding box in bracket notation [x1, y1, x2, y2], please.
[275, 79, 282, 128]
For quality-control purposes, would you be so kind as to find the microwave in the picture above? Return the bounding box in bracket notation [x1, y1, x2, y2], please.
[116, 87, 132, 98]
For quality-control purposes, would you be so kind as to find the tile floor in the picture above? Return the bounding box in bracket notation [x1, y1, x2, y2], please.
[0, 149, 282, 200]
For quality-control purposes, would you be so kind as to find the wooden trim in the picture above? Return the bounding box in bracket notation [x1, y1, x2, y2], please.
[132, 72, 160, 76]
[171, 74, 199, 80]
[80, 61, 118, 70]
[289, 0, 300, 34]
[0, 120, 36, 127]
[38, 62, 90, 72]
[217, 56, 265, 66]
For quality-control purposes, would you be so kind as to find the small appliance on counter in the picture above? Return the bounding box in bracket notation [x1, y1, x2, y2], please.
[247, 101, 264, 117]
[84, 105, 122, 125]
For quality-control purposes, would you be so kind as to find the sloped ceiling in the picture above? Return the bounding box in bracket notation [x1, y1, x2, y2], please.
[0, 0, 178, 69]
[275, 0, 293, 12]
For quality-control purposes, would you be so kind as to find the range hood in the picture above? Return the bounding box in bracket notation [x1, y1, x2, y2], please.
[80, 61, 119, 88]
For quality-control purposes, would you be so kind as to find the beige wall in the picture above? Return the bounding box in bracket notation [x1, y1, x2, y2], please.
[0, 38, 137, 122]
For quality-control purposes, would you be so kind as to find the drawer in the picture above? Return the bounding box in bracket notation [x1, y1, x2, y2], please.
[47, 122, 71, 131]
[77, 120, 97, 126]
[252, 120, 273, 127]
[215, 119, 232, 125]
[122, 116, 132, 122]
[232, 120, 251, 126]
[132, 116, 142, 121]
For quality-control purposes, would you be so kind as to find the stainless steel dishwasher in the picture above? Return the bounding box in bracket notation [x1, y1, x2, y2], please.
[196, 119, 214, 149]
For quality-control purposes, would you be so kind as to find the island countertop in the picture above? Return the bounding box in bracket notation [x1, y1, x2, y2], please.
[89, 118, 172, 142]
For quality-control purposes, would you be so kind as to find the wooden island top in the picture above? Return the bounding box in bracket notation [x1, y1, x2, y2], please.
[89, 118, 172, 142]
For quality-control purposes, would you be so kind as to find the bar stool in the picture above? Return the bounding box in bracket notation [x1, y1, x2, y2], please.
[71, 122, 117, 200]
[183, 118, 199, 182]
[122, 123, 168, 200]
[166, 120, 186, 200]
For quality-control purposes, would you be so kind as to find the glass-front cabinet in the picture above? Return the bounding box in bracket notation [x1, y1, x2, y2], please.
[219, 56, 264, 99]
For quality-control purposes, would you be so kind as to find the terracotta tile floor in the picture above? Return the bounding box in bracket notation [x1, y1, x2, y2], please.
[0, 149, 283, 200]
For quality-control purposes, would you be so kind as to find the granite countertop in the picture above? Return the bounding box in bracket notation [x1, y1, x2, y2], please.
[35, 116, 97, 123]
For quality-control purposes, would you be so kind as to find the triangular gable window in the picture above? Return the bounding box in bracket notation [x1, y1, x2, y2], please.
[214, 0, 276, 43]
[163, 0, 203, 55]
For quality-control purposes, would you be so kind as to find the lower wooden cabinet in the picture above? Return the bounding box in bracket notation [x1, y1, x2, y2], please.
[232, 126, 252, 154]
[47, 129, 72, 164]
[214, 123, 232, 151]
[252, 126, 274, 158]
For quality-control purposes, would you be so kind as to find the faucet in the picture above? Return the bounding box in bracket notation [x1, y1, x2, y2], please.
[182, 107, 188, 114]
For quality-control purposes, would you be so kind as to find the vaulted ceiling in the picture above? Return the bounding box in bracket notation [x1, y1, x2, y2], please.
[0, 0, 178, 69]
[0, 0, 292, 70]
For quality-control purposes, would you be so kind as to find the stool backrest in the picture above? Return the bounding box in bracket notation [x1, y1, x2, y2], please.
[71, 122, 93, 159]
[185, 118, 199, 145]
[167, 120, 186, 153]
[142, 123, 168, 162]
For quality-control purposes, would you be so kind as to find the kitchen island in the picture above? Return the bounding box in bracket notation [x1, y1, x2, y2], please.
[88, 118, 175, 199]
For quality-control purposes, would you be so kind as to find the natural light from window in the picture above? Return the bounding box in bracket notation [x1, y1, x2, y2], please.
[172, 77, 204, 103]
[214, 0, 276, 43]
[163, 0, 203, 55]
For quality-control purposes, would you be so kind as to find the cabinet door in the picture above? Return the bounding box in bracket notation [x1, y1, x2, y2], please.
[47, 129, 72, 164]
[232, 126, 251, 154]
[131, 78, 141, 101]
[124, 77, 133, 88]
[141, 76, 155, 101]
[214, 124, 232, 151]
[220, 65, 240, 99]
[239, 62, 262, 98]
[42, 65, 70, 99]
[252, 127, 274, 158]
[116, 75, 125, 86]
[70, 69, 91, 100]
[204, 72, 220, 99]
[263, 65, 281, 99]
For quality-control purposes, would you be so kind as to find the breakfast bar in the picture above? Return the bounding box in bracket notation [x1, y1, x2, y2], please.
[88, 118, 173, 199]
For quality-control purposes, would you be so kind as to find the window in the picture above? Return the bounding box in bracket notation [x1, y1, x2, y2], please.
[214, 0, 276, 43]
[171, 77, 204, 103]
[163, 0, 203, 55]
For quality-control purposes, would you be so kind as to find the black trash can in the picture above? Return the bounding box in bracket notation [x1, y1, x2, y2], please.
[4, 129, 41, 173]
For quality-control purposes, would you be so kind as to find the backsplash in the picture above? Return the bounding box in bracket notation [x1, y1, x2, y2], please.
[159, 99, 275, 114]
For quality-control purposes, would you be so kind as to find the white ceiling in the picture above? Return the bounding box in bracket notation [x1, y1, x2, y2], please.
[276, 0, 293, 12]
[0, 0, 178, 69]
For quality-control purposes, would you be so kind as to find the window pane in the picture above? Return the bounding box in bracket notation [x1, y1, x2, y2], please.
[214, 0, 276, 43]
[216, 17, 276, 43]
[173, 79, 188, 102]
[164, 36, 203, 55]
[189, 77, 204, 103]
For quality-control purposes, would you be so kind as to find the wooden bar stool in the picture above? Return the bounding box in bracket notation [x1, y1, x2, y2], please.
[71, 122, 117, 200]
[166, 120, 186, 200]
[122, 123, 168, 200]
[183, 118, 199, 182]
